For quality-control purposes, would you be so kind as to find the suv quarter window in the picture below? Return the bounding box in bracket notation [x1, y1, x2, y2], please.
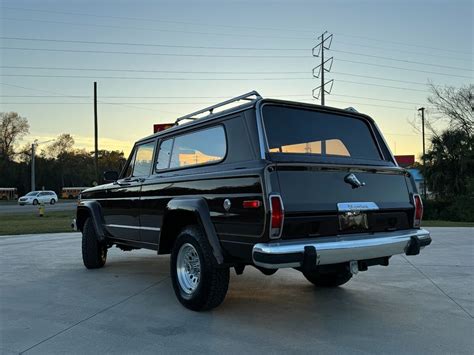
[157, 126, 227, 171]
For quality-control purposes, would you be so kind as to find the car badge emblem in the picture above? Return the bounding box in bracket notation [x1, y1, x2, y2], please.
[223, 199, 232, 211]
[344, 173, 366, 189]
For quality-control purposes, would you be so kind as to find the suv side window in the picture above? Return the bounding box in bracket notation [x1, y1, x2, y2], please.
[132, 142, 155, 177]
[155, 138, 173, 171]
[169, 126, 226, 169]
[123, 149, 136, 178]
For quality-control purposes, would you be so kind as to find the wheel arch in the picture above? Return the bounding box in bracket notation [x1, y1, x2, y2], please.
[159, 197, 224, 265]
[76, 201, 106, 242]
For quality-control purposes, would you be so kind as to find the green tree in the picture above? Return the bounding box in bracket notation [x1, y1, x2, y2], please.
[0, 112, 30, 161]
[423, 129, 473, 199]
[45, 133, 75, 158]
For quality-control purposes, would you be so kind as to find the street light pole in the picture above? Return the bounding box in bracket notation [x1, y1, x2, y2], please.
[30, 139, 54, 192]
[31, 142, 36, 191]
[418, 107, 427, 199]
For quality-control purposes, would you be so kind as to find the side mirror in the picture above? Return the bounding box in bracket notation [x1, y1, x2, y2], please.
[103, 170, 119, 182]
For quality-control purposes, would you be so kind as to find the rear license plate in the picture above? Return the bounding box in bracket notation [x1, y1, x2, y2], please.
[338, 211, 369, 231]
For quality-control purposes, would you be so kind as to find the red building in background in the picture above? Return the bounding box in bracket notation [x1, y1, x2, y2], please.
[394, 155, 415, 168]
[153, 123, 174, 133]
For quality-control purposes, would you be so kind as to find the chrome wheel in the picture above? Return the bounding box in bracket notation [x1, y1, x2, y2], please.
[176, 243, 201, 295]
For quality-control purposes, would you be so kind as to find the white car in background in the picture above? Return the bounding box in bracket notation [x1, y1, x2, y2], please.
[18, 191, 58, 205]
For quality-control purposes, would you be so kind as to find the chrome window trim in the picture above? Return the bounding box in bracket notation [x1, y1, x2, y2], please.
[155, 124, 228, 173]
[372, 120, 398, 165]
[255, 100, 267, 159]
[106, 224, 161, 232]
[258, 101, 393, 164]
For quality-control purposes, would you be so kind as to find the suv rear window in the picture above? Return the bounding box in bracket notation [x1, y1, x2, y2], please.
[263, 105, 382, 162]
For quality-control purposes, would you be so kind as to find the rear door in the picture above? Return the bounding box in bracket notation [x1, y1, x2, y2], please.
[262, 104, 413, 237]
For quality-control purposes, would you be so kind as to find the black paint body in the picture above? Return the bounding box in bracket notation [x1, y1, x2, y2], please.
[78, 99, 419, 265]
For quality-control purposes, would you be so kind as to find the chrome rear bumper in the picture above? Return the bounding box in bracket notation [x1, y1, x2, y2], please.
[252, 229, 431, 269]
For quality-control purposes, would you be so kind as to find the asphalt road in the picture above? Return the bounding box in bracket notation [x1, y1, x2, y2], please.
[0, 201, 77, 214]
[0, 228, 473, 354]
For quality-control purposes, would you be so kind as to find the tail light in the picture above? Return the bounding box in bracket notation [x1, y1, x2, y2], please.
[269, 195, 284, 239]
[413, 194, 423, 228]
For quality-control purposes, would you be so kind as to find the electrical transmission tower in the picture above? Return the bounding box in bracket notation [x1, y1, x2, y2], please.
[312, 31, 334, 106]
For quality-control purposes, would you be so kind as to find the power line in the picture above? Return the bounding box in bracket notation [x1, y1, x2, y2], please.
[0, 82, 183, 114]
[0, 17, 312, 41]
[0, 36, 308, 51]
[0, 74, 313, 81]
[3, 6, 472, 55]
[337, 59, 472, 79]
[336, 80, 428, 92]
[3, 46, 470, 80]
[332, 31, 473, 56]
[0, 65, 309, 75]
[2, 36, 470, 72]
[332, 72, 427, 86]
[0, 100, 421, 113]
[0, 46, 308, 58]
[331, 94, 424, 106]
[2, 47, 470, 79]
[335, 40, 473, 62]
[0, 65, 431, 85]
[324, 99, 416, 111]
[0, 73, 431, 92]
[0, 93, 430, 106]
[1, 6, 315, 34]
[331, 49, 472, 72]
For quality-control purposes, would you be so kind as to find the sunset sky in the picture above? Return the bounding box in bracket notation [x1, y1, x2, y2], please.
[1, 0, 472, 160]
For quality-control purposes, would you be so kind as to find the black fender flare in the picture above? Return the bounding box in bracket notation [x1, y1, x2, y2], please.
[77, 200, 106, 242]
[164, 197, 224, 265]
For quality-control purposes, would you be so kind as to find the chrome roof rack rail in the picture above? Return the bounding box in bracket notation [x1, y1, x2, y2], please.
[174, 91, 262, 125]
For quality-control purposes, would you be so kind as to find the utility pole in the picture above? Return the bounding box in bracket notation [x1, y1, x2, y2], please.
[418, 107, 427, 199]
[31, 142, 36, 191]
[30, 139, 54, 192]
[312, 31, 334, 105]
[94, 81, 99, 184]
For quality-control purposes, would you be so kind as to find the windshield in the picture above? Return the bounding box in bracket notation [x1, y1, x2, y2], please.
[26, 191, 39, 196]
[263, 105, 383, 162]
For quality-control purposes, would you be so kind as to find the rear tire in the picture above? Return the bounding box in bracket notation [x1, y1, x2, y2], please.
[82, 218, 107, 269]
[302, 264, 352, 287]
[170, 225, 229, 311]
[50, 199, 56, 205]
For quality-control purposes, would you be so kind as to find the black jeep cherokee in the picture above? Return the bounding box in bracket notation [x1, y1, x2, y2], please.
[75, 91, 431, 311]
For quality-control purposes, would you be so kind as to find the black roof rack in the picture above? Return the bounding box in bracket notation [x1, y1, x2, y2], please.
[174, 91, 261, 125]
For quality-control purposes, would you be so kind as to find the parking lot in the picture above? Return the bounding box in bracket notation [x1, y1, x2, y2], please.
[0, 227, 472, 354]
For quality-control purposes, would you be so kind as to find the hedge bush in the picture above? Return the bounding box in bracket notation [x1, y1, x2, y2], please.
[424, 197, 474, 222]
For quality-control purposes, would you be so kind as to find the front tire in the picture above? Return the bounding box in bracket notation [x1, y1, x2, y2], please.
[82, 218, 107, 269]
[32, 199, 38, 205]
[170, 225, 229, 311]
[50, 199, 56, 205]
[302, 264, 352, 287]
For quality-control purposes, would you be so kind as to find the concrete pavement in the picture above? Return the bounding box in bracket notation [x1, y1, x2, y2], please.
[0, 228, 473, 354]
